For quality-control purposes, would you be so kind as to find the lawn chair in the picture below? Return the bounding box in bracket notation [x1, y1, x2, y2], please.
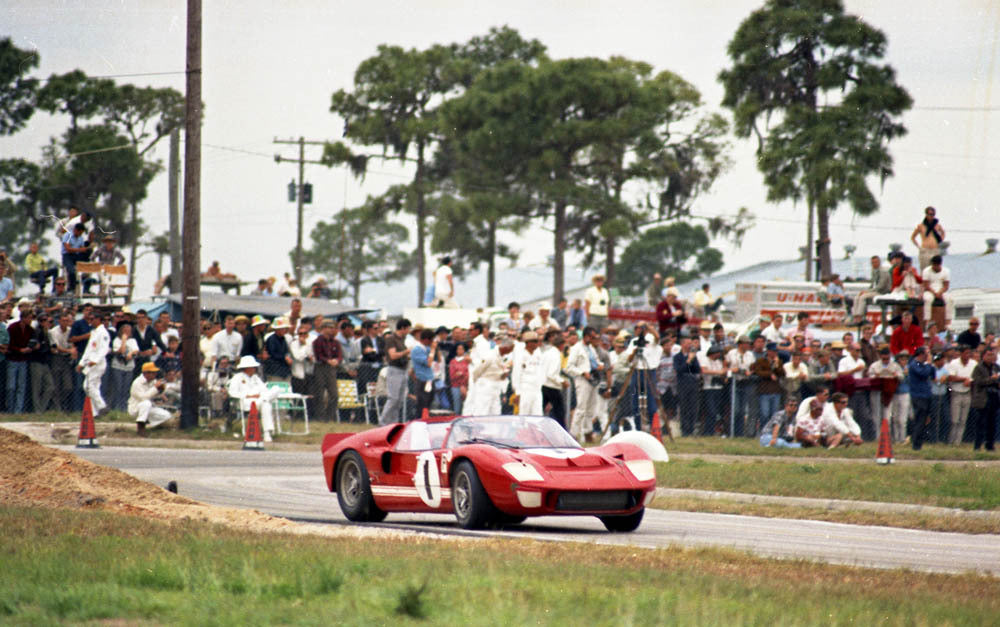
[336, 379, 366, 423]
[266, 380, 309, 435]
[101, 264, 131, 303]
[74, 262, 103, 299]
[364, 381, 383, 425]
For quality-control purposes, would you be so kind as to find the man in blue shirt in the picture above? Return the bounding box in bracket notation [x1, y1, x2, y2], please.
[0, 267, 13, 302]
[908, 347, 936, 450]
[410, 328, 437, 418]
[61, 223, 90, 292]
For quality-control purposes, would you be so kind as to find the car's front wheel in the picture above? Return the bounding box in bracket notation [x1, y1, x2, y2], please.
[451, 461, 497, 529]
[336, 450, 387, 523]
[599, 508, 644, 532]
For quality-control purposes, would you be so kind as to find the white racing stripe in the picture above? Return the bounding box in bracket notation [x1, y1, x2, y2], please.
[372, 486, 452, 500]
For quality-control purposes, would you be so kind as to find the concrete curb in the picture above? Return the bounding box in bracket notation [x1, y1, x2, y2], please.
[654, 487, 1000, 521]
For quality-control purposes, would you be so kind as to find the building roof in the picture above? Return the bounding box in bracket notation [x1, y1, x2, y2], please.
[675, 250, 1000, 304]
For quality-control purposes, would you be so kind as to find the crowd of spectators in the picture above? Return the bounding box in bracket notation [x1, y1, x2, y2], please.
[1, 206, 994, 450]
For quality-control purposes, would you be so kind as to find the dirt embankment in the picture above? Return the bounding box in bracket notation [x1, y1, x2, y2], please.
[0, 426, 302, 532]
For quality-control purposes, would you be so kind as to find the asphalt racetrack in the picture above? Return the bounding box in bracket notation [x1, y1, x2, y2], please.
[64, 446, 1000, 576]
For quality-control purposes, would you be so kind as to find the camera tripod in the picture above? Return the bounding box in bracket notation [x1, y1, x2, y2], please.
[601, 348, 673, 443]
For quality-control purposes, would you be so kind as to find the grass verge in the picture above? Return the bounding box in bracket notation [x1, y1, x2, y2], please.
[656, 457, 1000, 511]
[667, 436, 1000, 462]
[2, 505, 998, 625]
[649, 497, 1000, 535]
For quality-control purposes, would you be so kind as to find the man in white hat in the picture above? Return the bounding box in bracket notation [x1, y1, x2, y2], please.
[511, 330, 545, 415]
[241, 314, 270, 362]
[129, 362, 173, 435]
[528, 303, 560, 331]
[76, 309, 110, 415]
[227, 355, 278, 441]
[263, 317, 293, 382]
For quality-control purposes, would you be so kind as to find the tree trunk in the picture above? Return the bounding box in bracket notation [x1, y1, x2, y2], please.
[128, 201, 138, 301]
[414, 141, 427, 306]
[553, 200, 566, 304]
[816, 205, 832, 280]
[604, 235, 616, 286]
[487, 220, 496, 307]
[805, 199, 814, 282]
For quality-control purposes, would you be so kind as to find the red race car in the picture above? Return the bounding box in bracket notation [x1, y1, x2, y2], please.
[321, 415, 657, 532]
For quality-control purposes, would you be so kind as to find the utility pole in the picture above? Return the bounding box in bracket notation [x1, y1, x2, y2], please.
[274, 137, 325, 288]
[168, 128, 181, 293]
[180, 0, 202, 430]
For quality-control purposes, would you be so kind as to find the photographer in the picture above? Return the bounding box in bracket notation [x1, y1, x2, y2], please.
[625, 323, 661, 431]
[129, 362, 173, 435]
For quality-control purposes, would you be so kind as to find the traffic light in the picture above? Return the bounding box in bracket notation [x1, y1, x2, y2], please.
[303, 183, 313, 204]
[287, 180, 296, 202]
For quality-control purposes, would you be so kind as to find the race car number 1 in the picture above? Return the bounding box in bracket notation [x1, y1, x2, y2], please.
[414, 451, 442, 507]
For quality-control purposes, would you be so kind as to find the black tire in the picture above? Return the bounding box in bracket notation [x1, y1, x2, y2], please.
[599, 508, 644, 532]
[336, 450, 387, 523]
[450, 461, 497, 529]
[496, 514, 527, 526]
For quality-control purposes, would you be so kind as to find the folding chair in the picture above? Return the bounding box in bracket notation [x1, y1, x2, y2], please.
[336, 379, 366, 423]
[364, 381, 383, 425]
[266, 380, 309, 435]
[74, 262, 103, 299]
[101, 264, 131, 303]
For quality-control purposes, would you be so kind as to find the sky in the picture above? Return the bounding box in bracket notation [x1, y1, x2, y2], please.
[3, 0, 999, 312]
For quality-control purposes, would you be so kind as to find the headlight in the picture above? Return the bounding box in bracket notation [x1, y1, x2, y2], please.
[624, 459, 655, 482]
[503, 461, 543, 482]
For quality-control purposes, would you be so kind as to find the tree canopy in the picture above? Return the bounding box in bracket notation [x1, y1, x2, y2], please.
[719, 0, 911, 279]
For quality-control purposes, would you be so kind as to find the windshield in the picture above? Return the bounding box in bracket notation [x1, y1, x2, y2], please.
[445, 416, 581, 450]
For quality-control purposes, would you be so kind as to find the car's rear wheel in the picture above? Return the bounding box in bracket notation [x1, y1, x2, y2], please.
[451, 461, 497, 529]
[599, 508, 644, 532]
[336, 450, 387, 522]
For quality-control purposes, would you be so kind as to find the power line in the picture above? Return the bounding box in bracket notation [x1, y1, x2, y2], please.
[911, 105, 1000, 112]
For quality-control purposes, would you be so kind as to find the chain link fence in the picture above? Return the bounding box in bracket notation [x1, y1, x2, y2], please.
[0, 329, 973, 446]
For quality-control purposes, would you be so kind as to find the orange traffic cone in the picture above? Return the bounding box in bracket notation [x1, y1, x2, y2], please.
[875, 416, 894, 465]
[243, 402, 265, 451]
[420, 407, 430, 421]
[650, 411, 663, 441]
[76, 397, 99, 449]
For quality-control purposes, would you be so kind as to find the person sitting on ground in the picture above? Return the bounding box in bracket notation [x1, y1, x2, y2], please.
[793, 389, 846, 449]
[227, 355, 278, 442]
[759, 396, 802, 448]
[129, 362, 173, 436]
[829, 392, 863, 446]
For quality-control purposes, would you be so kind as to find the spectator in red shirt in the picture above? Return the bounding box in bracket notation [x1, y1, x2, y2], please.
[890, 311, 924, 355]
[655, 292, 686, 336]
